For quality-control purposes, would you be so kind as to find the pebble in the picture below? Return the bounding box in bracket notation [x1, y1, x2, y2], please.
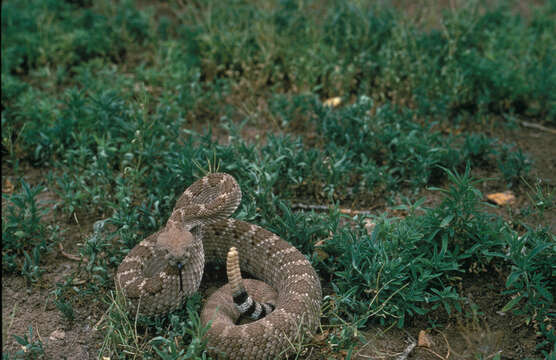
[49, 329, 65, 341]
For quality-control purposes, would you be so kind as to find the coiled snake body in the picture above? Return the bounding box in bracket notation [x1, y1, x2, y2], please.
[115, 173, 322, 359]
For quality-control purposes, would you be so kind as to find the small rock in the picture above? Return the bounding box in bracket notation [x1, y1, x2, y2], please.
[49, 329, 65, 341]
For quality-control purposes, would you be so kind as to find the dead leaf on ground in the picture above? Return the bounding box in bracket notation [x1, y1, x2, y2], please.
[364, 219, 376, 235]
[418, 330, 433, 347]
[49, 329, 65, 341]
[323, 97, 342, 108]
[3, 178, 15, 193]
[486, 191, 516, 206]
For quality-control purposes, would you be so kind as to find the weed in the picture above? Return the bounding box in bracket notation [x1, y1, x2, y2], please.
[462, 133, 496, 167]
[52, 276, 77, 322]
[150, 306, 210, 360]
[279, 313, 320, 359]
[99, 289, 149, 359]
[21, 247, 45, 286]
[525, 179, 555, 218]
[323, 166, 514, 328]
[497, 227, 555, 349]
[54, 298, 75, 323]
[100, 291, 209, 359]
[11, 325, 45, 359]
[80, 219, 118, 292]
[497, 144, 532, 186]
[2, 180, 56, 285]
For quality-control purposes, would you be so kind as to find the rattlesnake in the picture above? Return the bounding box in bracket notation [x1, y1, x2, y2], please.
[115, 173, 322, 359]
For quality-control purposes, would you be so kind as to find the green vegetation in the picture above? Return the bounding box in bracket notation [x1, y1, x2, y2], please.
[2, 0, 554, 358]
[9, 325, 45, 359]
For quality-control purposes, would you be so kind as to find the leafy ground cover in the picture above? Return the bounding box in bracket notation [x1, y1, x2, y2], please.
[2, 0, 555, 359]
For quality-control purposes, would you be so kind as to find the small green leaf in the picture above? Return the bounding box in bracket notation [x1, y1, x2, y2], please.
[440, 214, 454, 228]
[13, 334, 27, 346]
[501, 295, 522, 312]
[536, 285, 553, 302]
[505, 271, 522, 288]
[527, 243, 551, 261]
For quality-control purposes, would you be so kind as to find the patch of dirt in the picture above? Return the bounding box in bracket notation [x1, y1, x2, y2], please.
[2, 244, 547, 359]
[2, 165, 107, 358]
[501, 124, 556, 230]
[2, 260, 105, 359]
[354, 271, 542, 360]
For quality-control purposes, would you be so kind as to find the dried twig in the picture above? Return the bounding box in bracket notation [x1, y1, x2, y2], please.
[58, 243, 88, 263]
[93, 312, 106, 331]
[291, 203, 378, 215]
[396, 339, 417, 360]
[521, 121, 556, 135]
[420, 346, 448, 360]
[433, 329, 451, 360]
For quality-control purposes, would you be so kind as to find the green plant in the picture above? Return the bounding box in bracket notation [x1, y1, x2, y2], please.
[12, 325, 45, 359]
[2, 180, 53, 279]
[100, 291, 210, 359]
[462, 133, 496, 167]
[21, 247, 45, 286]
[423, 164, 503, 264]
[99, 289, 149, 359]
[322, 165, 515, 328]
[525, 179, 555, 218]
[497, 145, 532, 186]
[52, 276, 77, 322]
[55, 298, 75, 322]
[80, 219, 118, 292]
[150, 309, 211, 359]
[497, 227, 555, 349]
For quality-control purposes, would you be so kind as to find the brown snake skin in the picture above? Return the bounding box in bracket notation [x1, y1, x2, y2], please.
[115, 173, 322, 359]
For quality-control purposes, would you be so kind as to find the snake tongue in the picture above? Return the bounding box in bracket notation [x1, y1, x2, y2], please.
[177, 262, 183, 292]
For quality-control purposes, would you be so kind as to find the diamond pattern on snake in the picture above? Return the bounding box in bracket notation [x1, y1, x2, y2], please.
[115, 173, 322, 359]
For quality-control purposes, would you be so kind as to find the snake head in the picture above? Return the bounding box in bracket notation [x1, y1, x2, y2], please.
[156, 225, 196, 266]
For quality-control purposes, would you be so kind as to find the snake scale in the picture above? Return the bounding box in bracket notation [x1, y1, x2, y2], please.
[115, 173, 322, 359]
